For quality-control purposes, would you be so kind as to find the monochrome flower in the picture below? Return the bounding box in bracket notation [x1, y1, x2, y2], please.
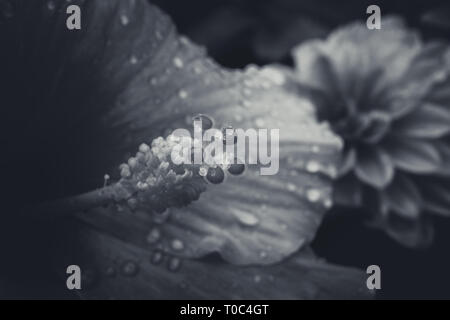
[291, 17, 450, 247]
[0, 0, 371, 298]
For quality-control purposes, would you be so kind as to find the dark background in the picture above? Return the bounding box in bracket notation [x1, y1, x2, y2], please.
[151, 0, 450, 299]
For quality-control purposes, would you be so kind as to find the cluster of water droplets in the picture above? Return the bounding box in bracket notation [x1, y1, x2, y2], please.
[116, 115, 246, 215]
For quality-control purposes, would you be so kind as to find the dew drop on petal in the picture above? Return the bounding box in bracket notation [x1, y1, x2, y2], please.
[286, 183, 297, 192]
[228, 163, 245, 176]
[178, 90, 188, 99]
[168, 257, 182, 272]
[311, 145, 321, 153]
[192, 114, 214, 130]
[241, 100, 252, 108]
[199, 166, 208, 177]
[151, 250, 164, 265]
[194, 66, 203, 74]
[324, 198, 333, 209]
[255, 118, 266, 127]
[171, 239, 185, 251]
[173, 57, 184, 68]
[306, 160, 321, 173]
[206, 167, 225, 184]
[121, 261, 139, 277]
[120, 14, 129, 26]
[130, 55, 138, 65]
[306, 188, 322, 203]
[236, 210, 260, 227]
[146, 228, 161, 244]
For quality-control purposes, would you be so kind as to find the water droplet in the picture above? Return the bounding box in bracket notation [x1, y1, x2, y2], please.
[306, 160, 321, 173]
[287, 183, 297, 192]
[324, 198, 333, 209]
[236, 210, 259, 227]
[151, 250, 164, 265]
[192, 114, 214, 130]
[173, 57, 184, 68]
[243, 88, 252, 96]
[168, 257, 182, 272]
[194, 66, 203, 74]
[241, 100, 252, 108]
[253, 275, 262, 283]
[120, 15, 129, 26]
[139, 143, 150, 153]
[206, 167, 225, 184]
[121, 261, 139, 277]
[311, 145, 321, 153]
[146, 228, 161, 244]
[171, 239, 185, 251]
[199, 166, 208, 177]
[306, 188, 322, 202]
[178, 90, 188, 99]
[228, 163, 245, 176]
[255, 118, 265, 127]
[259, 251, 267, 259]
[130, 55, 138, 65]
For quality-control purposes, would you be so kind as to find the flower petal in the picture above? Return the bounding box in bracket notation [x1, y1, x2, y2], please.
[393, 103, 450, 138]
[418, 178, 450, 217]
[382, 173, 423, 219]
[333, 173, 363, 207]
[292, 40, 342, 97]
[382, 136, 442, 174]
[354, 146, 394, 189]
[382, 216, 434, 248]
[337, 147, 356, 178]
[50, 221, 373, 300]
[434, 139, 450, 176]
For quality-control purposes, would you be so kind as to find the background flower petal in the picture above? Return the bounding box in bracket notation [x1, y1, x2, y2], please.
[393, 103, 450, 138]
[354, 146, 394, 189]
[383, 137, 442, 174]
[382, 173, 422, 219]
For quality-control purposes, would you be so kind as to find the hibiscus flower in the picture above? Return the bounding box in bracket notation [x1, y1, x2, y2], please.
[290, 17, 450, 247]
[0, 0, 371, 299]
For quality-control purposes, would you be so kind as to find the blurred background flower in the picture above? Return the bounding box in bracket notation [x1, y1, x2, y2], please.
[290, 17, 450, 248]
